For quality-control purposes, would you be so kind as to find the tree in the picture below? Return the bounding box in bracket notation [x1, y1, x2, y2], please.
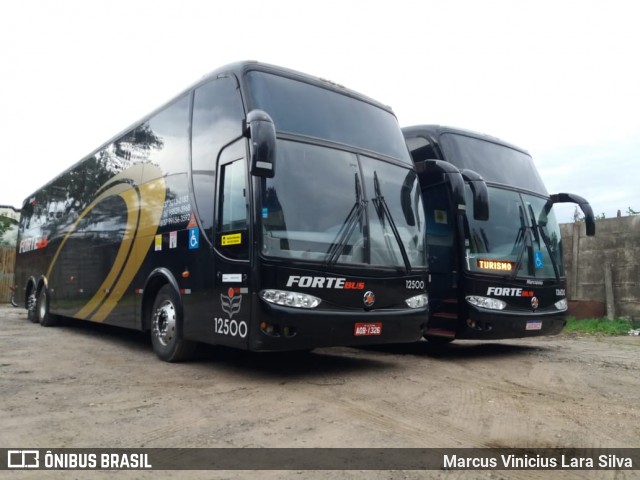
[0, 213, 18, 247]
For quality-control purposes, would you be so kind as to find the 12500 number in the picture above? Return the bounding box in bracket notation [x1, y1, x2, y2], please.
[214, 318, 248, 338]
[406, 280, 425, 290]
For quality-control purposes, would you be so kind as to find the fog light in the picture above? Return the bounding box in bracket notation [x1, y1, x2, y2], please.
[465, 295, 507, 310]
[260, 289, 321, 308]
[260, 322, 280, 336]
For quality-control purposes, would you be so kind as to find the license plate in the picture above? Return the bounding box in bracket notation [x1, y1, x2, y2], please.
[354, 322, 382, 336]
[526, 321, 543, 331]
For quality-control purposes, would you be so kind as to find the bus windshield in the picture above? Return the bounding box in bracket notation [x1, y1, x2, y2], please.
[464, 186, 564, 279]
[245, 71, 411, 163]
[439, 133, 547, 195]
[260, 140, 426, 269]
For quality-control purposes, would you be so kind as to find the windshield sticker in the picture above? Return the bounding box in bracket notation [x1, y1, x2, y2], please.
[154, 234, 162, 251]
[434, 210, 448, 224]
[187, 212, 198, 229]
[221, 232, 242, 246]
[534, 251, 544, 269]
[262, 208, 268, 219]
[189, 228, 200, 249]
[477, 259, 515, 271]
[487, 287, 534, 297]
[169, 231, 177, 249]
[159, 195, 192, 228]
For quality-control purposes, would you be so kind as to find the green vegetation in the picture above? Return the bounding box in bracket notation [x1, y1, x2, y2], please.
[564, 316, 640, 336]
[0, 214, 18, 247]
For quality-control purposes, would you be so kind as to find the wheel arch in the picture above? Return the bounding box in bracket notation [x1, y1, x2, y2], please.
[141, 268, 181, 331]
[35, 275, 48, 298]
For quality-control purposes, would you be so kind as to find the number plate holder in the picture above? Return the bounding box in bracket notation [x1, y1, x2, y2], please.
[354, 322, 382, 336]
[526, 321, 543, 331]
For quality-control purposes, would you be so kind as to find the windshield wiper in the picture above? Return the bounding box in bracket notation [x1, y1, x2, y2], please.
[325, 173, 367, 266]
[511, 205, 535, 278]
[528, 204, 560, 279]
[372, 171, 412, 274]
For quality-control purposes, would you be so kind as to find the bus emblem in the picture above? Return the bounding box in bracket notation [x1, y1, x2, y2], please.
[221, 289, 242, 318]
[363, 291, 376, 308]
[531, 296, 539, 311]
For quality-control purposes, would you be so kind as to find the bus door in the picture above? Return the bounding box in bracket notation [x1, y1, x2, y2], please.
[210, 144, 252, 347]
[422, 180, 458, 335]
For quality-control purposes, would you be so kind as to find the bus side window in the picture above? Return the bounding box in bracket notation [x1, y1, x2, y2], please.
[406, 135, 438, 163]
[216, 155, 249, 260]
[192, 75, 245, 241]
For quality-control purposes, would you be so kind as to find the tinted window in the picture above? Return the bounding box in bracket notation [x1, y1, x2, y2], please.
[192, 76, 245, 233]
[216, 142, 249, 261]
[439, 133, 547, 194]
[405, 136, 439, 162]
[464, 187, 564, 279]
[219, 159, 248, 233]
[115, 95, 191, 178]
[260, 140, 425, 268]
[246, 71, 410, 163]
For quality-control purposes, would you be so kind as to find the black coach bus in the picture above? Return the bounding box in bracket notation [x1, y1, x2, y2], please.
[14, 62, 428, 361]
[402, 125, 595, 342]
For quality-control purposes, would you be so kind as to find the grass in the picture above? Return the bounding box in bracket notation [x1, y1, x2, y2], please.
[564, 316, 640, 336]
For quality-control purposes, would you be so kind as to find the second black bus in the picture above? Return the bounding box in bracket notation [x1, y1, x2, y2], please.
[403, 125, 595, 342]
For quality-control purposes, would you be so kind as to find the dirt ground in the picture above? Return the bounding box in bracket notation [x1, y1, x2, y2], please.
[1, 303, 639, 479]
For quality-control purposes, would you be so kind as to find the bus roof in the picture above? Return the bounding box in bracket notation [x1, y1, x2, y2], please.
[22, 61, 396, 206]
[401, 124, 531, 157]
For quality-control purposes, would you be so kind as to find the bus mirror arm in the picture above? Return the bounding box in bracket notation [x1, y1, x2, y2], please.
[401, 170, 417, 226]
[550, 193, 596, 236]
[245, 109, 276, 178]
[460, 169, 489, 222]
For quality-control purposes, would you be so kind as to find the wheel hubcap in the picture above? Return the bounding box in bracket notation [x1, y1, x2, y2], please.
[27, 293, 36, 313]
[153, 301, 176, 347]
[38, 292, 46, 320]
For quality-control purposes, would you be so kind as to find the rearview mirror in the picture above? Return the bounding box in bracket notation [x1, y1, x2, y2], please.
[550, 193, 596, 236]
[245, 109, 276, 178]
[415, 159, 466, 215]
[460, 169, 489, 221]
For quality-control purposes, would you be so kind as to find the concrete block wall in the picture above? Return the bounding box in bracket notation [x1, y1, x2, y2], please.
[560, 215, 640, 319]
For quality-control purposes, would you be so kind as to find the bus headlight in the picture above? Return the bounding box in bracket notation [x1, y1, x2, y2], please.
[405, 293, 428, 309]
[260, 289, 321, 309]
[554, 298, 568, 310]
[465, 295, 507, 311]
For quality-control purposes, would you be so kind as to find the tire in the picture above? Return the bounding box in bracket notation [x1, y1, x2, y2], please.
[27, 291, 38, 323]
[36, 287, 59, 327]
[150, 285, 196, 362]
[424, 334, 454, 345]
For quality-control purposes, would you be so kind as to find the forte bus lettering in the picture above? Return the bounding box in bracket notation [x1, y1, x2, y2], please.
[286, 276, 365, 290]
[486, 287, 535, 297]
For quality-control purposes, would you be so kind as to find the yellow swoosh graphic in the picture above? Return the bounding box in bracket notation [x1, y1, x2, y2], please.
[47, 163, 166, 322]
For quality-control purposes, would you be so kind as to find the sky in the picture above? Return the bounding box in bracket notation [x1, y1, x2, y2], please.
[1, 0, 638, 223]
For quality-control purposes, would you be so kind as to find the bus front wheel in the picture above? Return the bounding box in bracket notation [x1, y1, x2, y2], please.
[150, 285, 196, 362]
